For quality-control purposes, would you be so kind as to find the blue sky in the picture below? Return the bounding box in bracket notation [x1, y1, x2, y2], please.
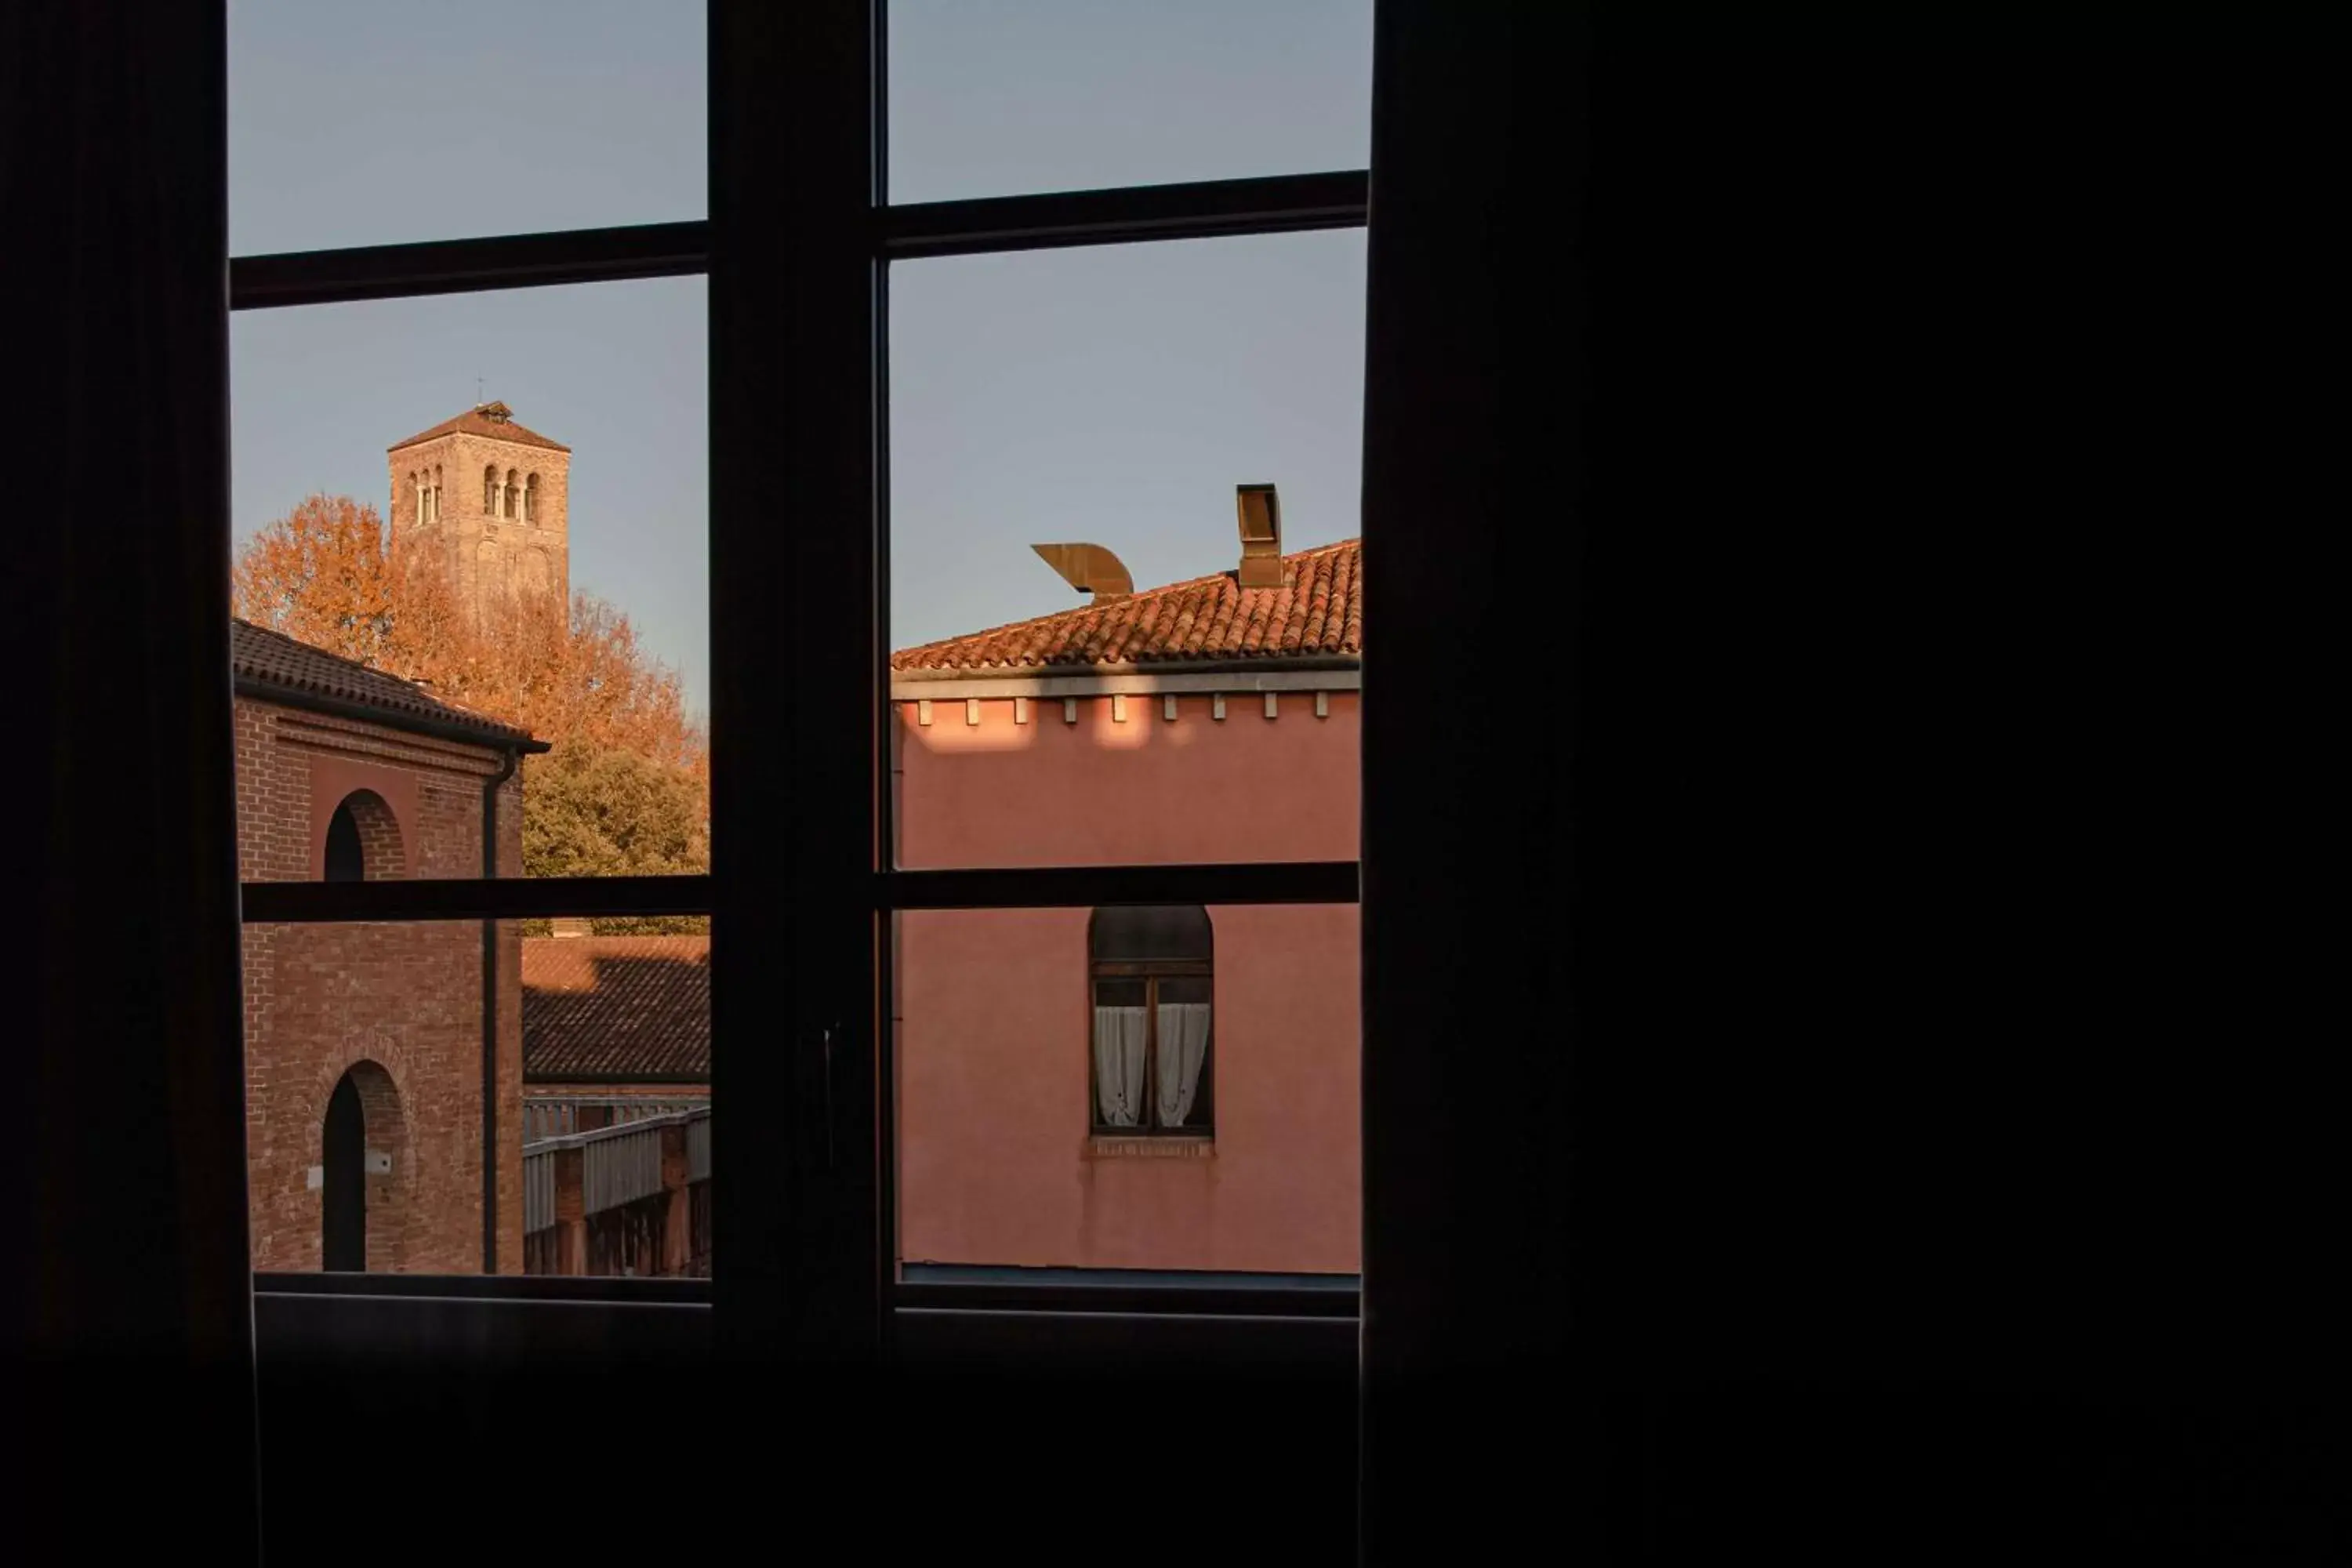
[230, 1, 1371, 716]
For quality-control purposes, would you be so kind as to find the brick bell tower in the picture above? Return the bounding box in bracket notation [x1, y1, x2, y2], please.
[387, 401, 572, 629]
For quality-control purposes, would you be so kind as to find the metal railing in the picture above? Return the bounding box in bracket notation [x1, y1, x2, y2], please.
[521, 1097, 707, 1142]
[584, 1121, 666, 1216]
[524, 1145, 557, 1236]
[522, 1105, 710, 1234]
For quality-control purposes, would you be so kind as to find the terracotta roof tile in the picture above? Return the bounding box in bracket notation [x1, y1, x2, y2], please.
[891, 539, 1362, 673]
[231, 619, 542, 747]
[387, 401, 569, 455]
[523, 935, 710, 1081]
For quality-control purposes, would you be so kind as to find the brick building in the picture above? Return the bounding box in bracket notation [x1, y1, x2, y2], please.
[234, 619, 546, 1272]
[891, 491, 1362, 1276]
[387, 400, 571, 630]
[520, 931, 711, 1277]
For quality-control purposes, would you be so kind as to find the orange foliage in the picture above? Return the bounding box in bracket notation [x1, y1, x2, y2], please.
[233, 493, 706, 774]
[230, 495, 399, 668]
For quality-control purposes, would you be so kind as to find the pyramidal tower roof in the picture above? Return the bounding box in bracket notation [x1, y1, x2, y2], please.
[387, 401, 569, 454]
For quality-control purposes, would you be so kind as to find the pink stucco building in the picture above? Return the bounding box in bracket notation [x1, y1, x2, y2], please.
[891, 506, 1362, 1275]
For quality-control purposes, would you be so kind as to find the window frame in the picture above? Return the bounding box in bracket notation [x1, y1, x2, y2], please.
[229, 0, 1367, 1330]
[1087, 906, 1217, 1138]
[1087, 971, 1218, 1136]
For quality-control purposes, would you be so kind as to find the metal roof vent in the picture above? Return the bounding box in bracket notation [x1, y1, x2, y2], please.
[1031, 543, 1134, 604]
[1236, 483, 1283, 588]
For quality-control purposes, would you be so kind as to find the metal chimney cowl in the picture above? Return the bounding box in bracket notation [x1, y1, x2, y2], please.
[1236, 483, 1283, 588]
[1030, 543, 1134, 604]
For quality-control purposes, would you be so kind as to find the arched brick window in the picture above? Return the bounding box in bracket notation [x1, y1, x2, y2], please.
[524, 471, 540, 523]
[1089, 905, 1214, 1134]
[504, 468, 519, 520]
[485, 463, 499, 513]
[321, 1071, 365, 1269]
[321, 1059, 411, 1273]
[323, 789, 405, 882]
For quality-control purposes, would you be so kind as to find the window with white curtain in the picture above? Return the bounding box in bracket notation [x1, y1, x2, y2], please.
[1089, 905, 1214, 1135]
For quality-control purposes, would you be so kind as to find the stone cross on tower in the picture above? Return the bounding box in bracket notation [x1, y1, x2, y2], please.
[386, 401, 572, 630]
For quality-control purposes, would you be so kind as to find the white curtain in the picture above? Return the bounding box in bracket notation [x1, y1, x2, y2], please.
[1155, 1002, 1212, 1129]
[1093, 1006, 1149, 1127]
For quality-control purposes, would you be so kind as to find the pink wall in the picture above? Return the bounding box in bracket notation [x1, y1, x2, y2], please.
[895, 691, 1359, 1273]
[896, 691, 1359, 869]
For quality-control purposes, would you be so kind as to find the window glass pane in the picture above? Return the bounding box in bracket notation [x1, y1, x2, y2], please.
[230, 0, 706, 253]
[888, 0, 1373, 204]
[888, 234, 1363, 869]
[895, 906, 1356, 1276]
[245, 921, 712, 1277]
[232, 280, 709, 884]
[521, 927, 713, 1278]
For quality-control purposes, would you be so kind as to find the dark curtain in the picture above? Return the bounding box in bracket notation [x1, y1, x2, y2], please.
[1356, 2, 1584, 1558]
[0, 0, 259, 1556]
[1359, 4, 2337, 1561]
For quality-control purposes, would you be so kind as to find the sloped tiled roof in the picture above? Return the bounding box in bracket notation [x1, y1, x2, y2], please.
[523, 935, 711, 1082]
[231, 619, 543, 748]
[387, 401, 569, 454]
[891, 539, 1361, 673]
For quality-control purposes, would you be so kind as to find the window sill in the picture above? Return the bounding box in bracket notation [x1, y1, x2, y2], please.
[253, 1270, 711, 1304]
[1086, 1134, 1214, 1159]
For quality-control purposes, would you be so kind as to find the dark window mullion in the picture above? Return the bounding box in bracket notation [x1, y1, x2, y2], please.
[229, 220, 710, 311]
[877, 169, 1370, 260]
[710, 0, 884, 1368]
[882, 862, 1357, 912]
[224, 172, 1373, 316]
[238, 873, 711, 924]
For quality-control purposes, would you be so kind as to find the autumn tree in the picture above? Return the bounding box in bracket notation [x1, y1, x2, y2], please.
[230, 495, 400, 667]
[417, 585, 704, 776]
[234, 493, 709, 927]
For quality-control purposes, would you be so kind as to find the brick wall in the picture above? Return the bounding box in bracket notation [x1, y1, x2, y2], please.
[389, 430, 570, 630]
[237, 694, 524, 1273]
